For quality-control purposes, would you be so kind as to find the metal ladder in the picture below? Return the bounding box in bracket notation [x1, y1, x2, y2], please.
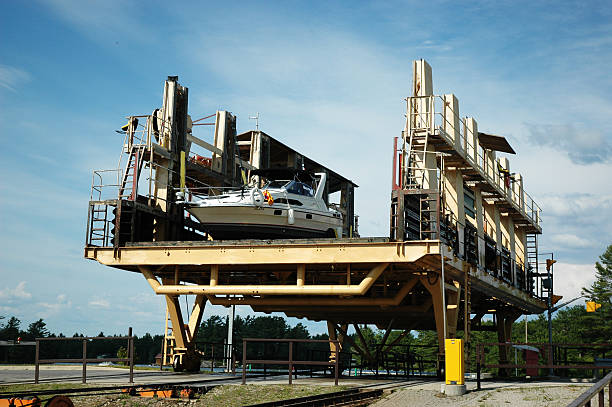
[404, 95, 434, 189]
[404, 130, 430, 188]
[162, 306, 177, 367]
[88, 204, 110, 246]
[119, 143, 146, 200]
[419, 193, 440, 240]
[389, 194, 400, 240]
[464, 270, 472, 371]
[526, 234, 538, 295]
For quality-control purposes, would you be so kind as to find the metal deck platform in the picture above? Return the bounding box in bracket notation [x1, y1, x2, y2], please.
[85, 238, 547, 332]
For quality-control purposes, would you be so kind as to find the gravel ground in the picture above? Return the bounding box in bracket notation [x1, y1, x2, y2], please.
[372, 381, 603, 407]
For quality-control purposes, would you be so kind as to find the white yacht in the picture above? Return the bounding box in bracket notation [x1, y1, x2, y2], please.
[184, 169, 343, 240]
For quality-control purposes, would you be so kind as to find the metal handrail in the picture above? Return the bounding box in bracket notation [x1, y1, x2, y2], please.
[405, 95, 542, 228]
[90, 169, 123, 201]
[35, 328, 134, 384]
[566, 370, 612, 407]
[476, 342, 612, 390]
[241, 338, 340, 386]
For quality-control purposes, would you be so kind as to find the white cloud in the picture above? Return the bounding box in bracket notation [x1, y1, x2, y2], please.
[554, 262, 597, 304]
[0, 281, 32, 300]
[88, 298, 110, 309]
[38, 294, 72, 318]
[526, 123, 611, 164]
[550, 234, 594, 249]
[539, 194, 612, 218]
[0, 305, 18, 314]
[0, 65, 31, 92]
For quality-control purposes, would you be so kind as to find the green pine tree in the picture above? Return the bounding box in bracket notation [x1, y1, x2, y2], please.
[581, 244, 612, 343]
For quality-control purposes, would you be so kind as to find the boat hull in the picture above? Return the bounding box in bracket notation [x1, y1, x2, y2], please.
[187, 205, 341, 240]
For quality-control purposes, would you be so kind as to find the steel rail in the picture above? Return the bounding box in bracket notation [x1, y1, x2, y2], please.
[244, 388, 383, 407]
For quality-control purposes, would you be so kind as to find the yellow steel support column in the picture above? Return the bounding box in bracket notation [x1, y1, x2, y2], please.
[163, 291, 187, 351]
[160, 279, 207, 372]
[421, 276, 463, 352]
[327, 321, 340, 361]
[297, 264, 305, 286]
[420, 276, 446, 352]
[187, 295, 206, 342]
[210, 265, 219, 286]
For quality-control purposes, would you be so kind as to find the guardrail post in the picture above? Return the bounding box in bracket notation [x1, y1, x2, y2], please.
[128, 327, 134, 384]
[241, 340, 247, 385]
[35, 340, 40, 384]
[477, 357, 481, 390]
[288, 341, 293, 385]
[476, 344, 482, 390]
[82, 339, 87, 384]
[334, 342, 339, 386]
[231, 345, 236, 375]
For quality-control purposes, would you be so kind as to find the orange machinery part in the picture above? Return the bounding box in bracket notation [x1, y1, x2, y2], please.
[135, 388, 175, 398]
[0, 398, 41, 407]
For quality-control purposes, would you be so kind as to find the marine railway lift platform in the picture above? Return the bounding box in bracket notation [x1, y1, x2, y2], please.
[85, 60, 551, 372]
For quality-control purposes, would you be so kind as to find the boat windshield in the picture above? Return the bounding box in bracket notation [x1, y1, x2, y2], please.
[285, 180, 315, 197]
[266, 180, 290, 189]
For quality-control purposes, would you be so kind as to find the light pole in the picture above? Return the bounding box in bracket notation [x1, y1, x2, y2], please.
[544, 254, 556, 376]
[226, 304, 235, 373]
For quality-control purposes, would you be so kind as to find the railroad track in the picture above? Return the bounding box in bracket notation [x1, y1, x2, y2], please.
[243, 379, 433, 407]
[245, 388, 384, 407]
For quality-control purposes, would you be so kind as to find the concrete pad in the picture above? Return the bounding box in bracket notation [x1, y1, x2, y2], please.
[444, 384, 466, 396]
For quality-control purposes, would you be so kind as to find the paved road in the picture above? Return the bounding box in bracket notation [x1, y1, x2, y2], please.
[0, 365, 411, 387]
[0, 365, 233, 385]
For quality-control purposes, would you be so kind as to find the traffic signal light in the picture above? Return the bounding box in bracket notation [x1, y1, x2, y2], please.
[586, 301, 602, 312]
[546, 259, 557, 272]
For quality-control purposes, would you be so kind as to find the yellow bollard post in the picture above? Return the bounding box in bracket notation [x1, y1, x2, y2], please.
[444, 338, 466, 395]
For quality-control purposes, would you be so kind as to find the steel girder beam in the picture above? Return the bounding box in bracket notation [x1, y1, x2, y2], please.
[85, 240, 439, 266]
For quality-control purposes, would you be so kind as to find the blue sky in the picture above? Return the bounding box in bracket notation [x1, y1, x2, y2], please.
[1, 0, 611, 336]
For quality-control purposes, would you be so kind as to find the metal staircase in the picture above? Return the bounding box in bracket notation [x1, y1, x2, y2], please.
[404, 130, 430, 188]
[419, 193, 440, 240]
[162, 306, 177, 367]
[87, 204, 110, 246]
[119, 143, 146, 201]
[390, 95, 448, 241]
[526, 234, 538, 295]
